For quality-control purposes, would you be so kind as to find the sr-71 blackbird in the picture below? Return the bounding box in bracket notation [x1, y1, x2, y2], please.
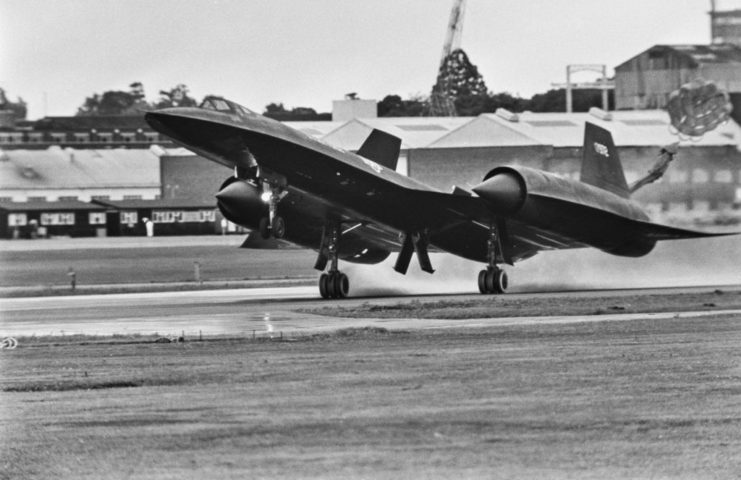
[145, 96, 729, 299]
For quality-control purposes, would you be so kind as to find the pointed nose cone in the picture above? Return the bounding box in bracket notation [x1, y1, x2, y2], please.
[472, 171, 526, 214]
[215, 178, 266, 227]
[216, 179, 254, 203]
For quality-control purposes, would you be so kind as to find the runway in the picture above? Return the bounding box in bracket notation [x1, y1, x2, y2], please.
[2, 285, 741, 338]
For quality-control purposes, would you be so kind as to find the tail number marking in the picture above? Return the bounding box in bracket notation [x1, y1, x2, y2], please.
[593, 142, 610, 158]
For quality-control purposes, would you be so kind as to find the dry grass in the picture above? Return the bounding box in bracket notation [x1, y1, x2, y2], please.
[303, 289, 741, 319]
[2, 318, 741, 479]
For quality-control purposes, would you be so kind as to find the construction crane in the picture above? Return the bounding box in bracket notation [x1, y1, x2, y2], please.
[440, 0, 466, 64]
[429, 0, 466, 116]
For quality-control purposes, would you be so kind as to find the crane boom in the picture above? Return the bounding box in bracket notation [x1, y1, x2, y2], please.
[440, 0, 466, 65]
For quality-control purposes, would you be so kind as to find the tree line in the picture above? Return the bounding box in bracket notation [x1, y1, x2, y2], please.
[51, 51, 614, 121]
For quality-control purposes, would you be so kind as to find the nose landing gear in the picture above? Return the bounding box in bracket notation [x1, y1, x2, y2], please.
[258, 173, 287, 239]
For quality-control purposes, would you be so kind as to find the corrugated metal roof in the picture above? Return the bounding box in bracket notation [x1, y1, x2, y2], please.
[616, 44, 741, 71]
[428, 115, 544, 148]
[284, 121, 344, 138]
[322, 117, 471, 150]
[469, 110, 741, 148]
[0, 200, 105, 212]
[0, 147, 160, 190]
[93, 198, 215, 209]
[668, 44, 741, 65]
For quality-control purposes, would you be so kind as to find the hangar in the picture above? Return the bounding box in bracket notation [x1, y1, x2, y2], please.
[0, 146, 160, 202]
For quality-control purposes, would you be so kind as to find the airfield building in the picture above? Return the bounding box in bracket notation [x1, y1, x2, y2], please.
[614, 44, 741, 125]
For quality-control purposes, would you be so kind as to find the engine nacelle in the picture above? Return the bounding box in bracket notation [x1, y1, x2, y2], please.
[473, 166, 657, 258]
[215, 177, 267, 229]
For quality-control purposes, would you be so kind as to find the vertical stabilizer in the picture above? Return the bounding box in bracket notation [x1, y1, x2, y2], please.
[580, 122, 630, 198]
[357, 129, 401, 171]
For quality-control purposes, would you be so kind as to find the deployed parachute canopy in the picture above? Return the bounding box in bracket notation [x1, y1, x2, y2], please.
[667, 78, 733, 140]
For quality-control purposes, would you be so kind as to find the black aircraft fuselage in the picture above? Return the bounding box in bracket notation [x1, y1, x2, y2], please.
[145, 96, 728, 298]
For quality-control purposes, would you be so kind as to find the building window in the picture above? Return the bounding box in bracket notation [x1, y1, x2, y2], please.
[152, 211, 181, 223]
[89, 212, 106, 225]
[668, 170, 688, 183]
[0, 197, 12, 203]
[690, 200, 710, 212]
[58, 196, 77, 201]
[27, 196, 47, 202]
[40, 212, 75, 226]
[668, 202, 687, 214]
[120, 211, 138, 225]
[714, 170, 733, 183]
[91, 195, 110, 201]
[123, 195, 142, 200]
[692, 169, 709, 184]
[152, 210, 216, 223]
[8, 213, 27, 227]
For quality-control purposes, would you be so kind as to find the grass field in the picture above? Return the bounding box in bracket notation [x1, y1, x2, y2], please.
[304, 289, 741, 319]
[0, 239, 318, 288]
[3, 317, 741, 479]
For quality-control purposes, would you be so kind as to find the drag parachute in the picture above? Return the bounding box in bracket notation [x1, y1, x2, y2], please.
[667, 78, 733, 140]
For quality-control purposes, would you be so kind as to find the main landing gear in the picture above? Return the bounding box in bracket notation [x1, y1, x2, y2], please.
[315, 222, 350, 299]
[478, 224, 509, 294]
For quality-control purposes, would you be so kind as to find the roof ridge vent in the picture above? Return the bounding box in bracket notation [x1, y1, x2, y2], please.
[589, 107, 612, 121]
[495, 108, 519, 122]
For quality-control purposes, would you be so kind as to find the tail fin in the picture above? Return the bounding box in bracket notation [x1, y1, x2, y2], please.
[357, 129, 401, 171]
[580, 122, 630, 198]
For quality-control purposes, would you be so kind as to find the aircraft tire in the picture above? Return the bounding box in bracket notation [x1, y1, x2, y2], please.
[319, 273, 330, 299]
[484, 269, 496, 294]
[259, 217, 271, 239]
[336, 273, 349, 298]
[271, 216, 286, 239]
[493, 269, 508, 294]
[478, 270, 487, 294]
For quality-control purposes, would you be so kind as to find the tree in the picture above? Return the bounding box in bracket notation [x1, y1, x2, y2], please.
[378, 94, 427, 117]
[430, 48, 489, 116]
[262, 103, 330, 121]
[155, 84, 198, 109]
[526, 88, 613, 113]
[76, 81, 152, 116]
[0, 88, 28, 120]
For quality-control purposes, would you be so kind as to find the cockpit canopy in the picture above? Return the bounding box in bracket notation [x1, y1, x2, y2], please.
[199, 96, 256, 117]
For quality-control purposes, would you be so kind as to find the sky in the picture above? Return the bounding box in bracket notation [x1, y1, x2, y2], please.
[0, 0, 735, 120]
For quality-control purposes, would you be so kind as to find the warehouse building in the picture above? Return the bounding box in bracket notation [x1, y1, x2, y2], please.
[614, 44, 741, 125]
[91, 198, 219, 236]
[0, 146, 161, 203]
[0, 200, 107, 239]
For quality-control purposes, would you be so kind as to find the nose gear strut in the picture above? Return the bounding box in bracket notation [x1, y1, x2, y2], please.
[258, 170, 288, 239]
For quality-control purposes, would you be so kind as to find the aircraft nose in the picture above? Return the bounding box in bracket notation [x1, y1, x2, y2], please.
[472, 171, 526, 214]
